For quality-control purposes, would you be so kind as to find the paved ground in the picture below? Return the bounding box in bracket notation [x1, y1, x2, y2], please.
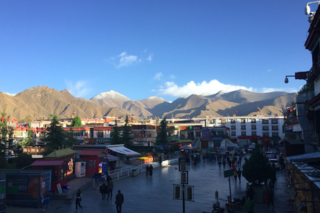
[6, 154, 292, 213]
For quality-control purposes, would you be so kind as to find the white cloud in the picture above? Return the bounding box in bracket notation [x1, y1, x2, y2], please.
[154, 72, 163, 80]
[169, 74, 175, 79]
[157, 79, 253, 97]
[147, 54, 153, 61]
[118, 52, 140, 68]
[65, 80, 91, 98]
[3, 92, 15, 96]
[261, 87, 297, 93]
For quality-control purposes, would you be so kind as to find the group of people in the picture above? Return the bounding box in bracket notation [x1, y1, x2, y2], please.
[76, 174, 125, 213]
[145, 164, 154, 176]
[99, 179, 114, 200]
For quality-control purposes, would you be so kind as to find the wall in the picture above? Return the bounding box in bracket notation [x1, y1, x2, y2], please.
[79, 156, 99, 177]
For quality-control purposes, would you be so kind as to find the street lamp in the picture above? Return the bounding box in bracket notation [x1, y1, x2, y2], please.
[305, 1, 320, 23]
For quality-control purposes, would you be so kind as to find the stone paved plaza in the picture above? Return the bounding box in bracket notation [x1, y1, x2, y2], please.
[6, 155, 291, 213]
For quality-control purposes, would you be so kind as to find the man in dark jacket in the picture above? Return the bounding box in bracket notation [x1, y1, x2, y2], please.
[115, 190, 124, 213]
[100, 182, 108, 200]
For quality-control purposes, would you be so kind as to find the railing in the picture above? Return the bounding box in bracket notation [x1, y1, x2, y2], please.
[106, 158, 179, 181]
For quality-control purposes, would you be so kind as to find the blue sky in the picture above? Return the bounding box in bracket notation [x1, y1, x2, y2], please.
[0, 0, 316, 101]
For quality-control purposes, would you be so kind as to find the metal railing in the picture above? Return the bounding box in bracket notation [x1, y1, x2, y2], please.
[106, 158, 179, 181]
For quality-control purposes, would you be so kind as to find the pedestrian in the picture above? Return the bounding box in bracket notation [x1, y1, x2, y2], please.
[146, 164, 149, 176]
[115, 190, 124, 213]
[106, 174, 112, 183]
[107, 180, 114, 200]
[237, 168, 242, 182]
[246, 185, 255, 200]
[234, 169, 238, 182]
[245, 197, 255, 213]
[100, 182, 108, 200]
[232, 163, 236, 170]
[239, 156, 242, 165]
[159, 156, 162, 167]
[267, 186, 274, 209]
[149, 164, 153, 176]
[222, 159, 226, 167]
[75, 189, 82, 210]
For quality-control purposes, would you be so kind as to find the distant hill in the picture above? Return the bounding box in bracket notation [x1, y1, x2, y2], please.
[0, 87, 295, 121]
[0, 86, 128, 121]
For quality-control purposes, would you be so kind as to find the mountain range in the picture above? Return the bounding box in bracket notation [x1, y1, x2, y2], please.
[0, 86, 295, 122]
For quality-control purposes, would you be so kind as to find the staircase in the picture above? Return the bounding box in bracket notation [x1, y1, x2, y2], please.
[192, 137, 201, 148]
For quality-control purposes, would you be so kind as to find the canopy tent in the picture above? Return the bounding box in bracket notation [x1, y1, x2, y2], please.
[220, 139, 239, 148]
[107, 146, 141, 156]
[180, 145, 193, 150]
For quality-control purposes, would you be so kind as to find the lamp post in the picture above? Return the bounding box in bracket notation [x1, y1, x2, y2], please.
[284, 72, 309, 84]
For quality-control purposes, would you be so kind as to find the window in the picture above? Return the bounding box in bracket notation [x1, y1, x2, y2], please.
[271, 119, 278, 124]
[263, 133, 269, 137]
[241, 119, 246, 123]
[231, 126, 236, 130]
[241, 125, 246, 130]
[272, 133, 279, 137]
[241, 132, 246, 136]
[221, 119, 226, 124]
[272, 126, 278, 130]
[251, 125, 256, 130]
[251, 119, 256, 123]
[217, 131, 224, 136]
[98, 131, 103, 138]
[231, 132, 236, 136]
[231, 119, 236, 124]
[262, 119, 269, 124]
[210, 119, 215, 124]
[252, 131, 257, 136]
[262, 126, 269, 131]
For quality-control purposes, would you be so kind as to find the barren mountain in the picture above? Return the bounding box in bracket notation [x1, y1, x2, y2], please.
[205, 89, 290, 104]
[0, 86, 128, 121]
[0, 87, 295, 121]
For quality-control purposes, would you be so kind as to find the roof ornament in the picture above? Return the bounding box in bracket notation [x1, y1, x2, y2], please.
[305, 1, 320, 23]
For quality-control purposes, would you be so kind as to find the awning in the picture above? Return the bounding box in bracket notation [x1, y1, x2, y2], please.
[180, 145, 193, 150]
[108, 146, 141, 156]
[107, 154, 119, 161]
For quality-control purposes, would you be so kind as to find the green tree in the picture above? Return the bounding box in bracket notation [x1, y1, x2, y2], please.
[20, 130, 34, 147]
[242, 146, 273, 186]
[70, 116, 82, 127]
[14, 153, 35, 169]
[110, 120, 121, 144]
[44, 114, 66, 151]
[66, 127, 77, 147]
[156, 117, 168, 145]
[122, 115, 133, 148]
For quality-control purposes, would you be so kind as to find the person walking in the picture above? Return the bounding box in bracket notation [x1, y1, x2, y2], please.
[100, 182, 108, 200]
[222, 159, 226, 167]
[115, 190, 124, 213]
[246, 185, 255, 200]
[75, 189, 82, 210]
[107, 180, 114, 200]
[159, 156, 162, 167]
[267, 186, 274, 209]
[237, 168, 242, 182]
[149, 164, 153, 176]
[245, 197, 255, 213]
[234, 169, 238, 182]
[146, 164, 149, 176]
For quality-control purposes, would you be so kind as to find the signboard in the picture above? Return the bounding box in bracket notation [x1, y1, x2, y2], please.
[201, 129, 210, 139]
[102, 163, 108, 175]
[212, 137, 222, 141]
[95, 138, 110, 143]
[224, 169, 234, 178]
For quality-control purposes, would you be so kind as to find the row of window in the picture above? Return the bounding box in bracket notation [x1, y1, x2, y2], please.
[230, 132, 279, 137]
[231, 125, 279, 130]
[230, 119, 278, 124]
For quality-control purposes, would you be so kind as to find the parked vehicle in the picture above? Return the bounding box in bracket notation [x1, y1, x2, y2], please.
[247, 144, 255, 153]
[265, 151, 273, 159]
[269, 158, 282, 170]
